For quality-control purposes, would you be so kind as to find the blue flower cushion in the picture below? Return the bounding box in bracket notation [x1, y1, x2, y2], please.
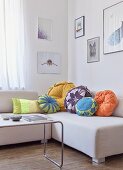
[38, 95, 60, 114]
[75, 97, 98, 116]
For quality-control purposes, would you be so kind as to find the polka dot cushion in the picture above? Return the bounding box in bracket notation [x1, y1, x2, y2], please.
[75, 97, 98, 116]
[38, 95, 60, 114]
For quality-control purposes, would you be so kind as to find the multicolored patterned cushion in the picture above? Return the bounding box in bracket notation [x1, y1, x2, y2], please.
[12, 98, 41, 114]
[38, 95, 60, 113]
[64, 86, 92, 113]
[75, 97, 98, 116]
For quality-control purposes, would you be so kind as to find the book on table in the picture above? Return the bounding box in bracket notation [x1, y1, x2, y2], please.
[22, 115, 47, 122]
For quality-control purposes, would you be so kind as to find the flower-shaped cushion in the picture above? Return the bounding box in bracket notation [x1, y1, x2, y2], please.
[64, 86, 92, 113]
[38, 95, 60, 114]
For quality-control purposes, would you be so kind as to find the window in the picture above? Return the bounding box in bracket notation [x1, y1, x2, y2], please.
[0, 0, 25, 89]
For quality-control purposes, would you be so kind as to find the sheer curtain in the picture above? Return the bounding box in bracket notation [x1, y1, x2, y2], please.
[0, 0, 25, 89]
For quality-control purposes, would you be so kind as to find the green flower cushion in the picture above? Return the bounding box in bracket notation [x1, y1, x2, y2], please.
[12, 98, 41, 114]
[38, 95, 60, 113]
[75, 97, 98, 116]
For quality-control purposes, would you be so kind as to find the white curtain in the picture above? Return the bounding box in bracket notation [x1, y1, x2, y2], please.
[0, 0, 25, 89]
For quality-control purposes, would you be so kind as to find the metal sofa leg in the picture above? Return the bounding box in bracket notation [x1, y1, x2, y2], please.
[92, 157, 105, 164]
[41, 139, 48, 144]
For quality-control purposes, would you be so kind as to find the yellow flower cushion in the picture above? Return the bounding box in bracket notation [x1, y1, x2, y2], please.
[12, 98, 42, 114]
[47, 81, 75, 111]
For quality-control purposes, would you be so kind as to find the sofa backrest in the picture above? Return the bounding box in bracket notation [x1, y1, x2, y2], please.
[0, 91, 38, 113]
[113, 97, 123, 117]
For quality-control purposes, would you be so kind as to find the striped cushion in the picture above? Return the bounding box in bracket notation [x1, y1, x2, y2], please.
[38, 95, 60, 113]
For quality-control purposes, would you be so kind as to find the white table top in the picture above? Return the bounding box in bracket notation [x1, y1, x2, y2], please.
[0, 114, 55, 128]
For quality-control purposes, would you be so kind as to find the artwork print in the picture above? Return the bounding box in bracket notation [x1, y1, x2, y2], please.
[87, 37, 100, 63]
[37, 52, 61, 74]
[103, 1, 123, 54]
[75, 16, 85, 38]
[38, 18, 52, 41]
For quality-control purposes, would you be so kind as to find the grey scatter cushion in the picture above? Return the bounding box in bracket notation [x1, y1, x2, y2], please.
[64, 86, 92, 113]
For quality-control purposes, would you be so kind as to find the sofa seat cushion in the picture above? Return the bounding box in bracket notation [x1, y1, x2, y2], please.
[49, 112, 123, 159]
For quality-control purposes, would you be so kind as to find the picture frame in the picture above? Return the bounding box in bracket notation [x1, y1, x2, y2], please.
[75, 16, 85, 39]
[103, 1, 123, 54]
[38, 17, 52, 41]
[37, 52, 61, 74]
[87, 37, 100, 63]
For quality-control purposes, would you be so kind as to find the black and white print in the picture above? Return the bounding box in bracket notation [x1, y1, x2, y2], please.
[87, 37, 100, 63]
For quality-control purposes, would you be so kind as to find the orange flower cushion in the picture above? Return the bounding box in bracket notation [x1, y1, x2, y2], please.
[94, 90, 118, 116]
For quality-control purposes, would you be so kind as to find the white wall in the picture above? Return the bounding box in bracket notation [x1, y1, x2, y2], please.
[68, 0, 123, 95]
[23, 0, 68, 95]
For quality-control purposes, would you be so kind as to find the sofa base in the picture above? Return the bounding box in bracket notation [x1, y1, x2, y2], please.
[92, 158, 105, 164]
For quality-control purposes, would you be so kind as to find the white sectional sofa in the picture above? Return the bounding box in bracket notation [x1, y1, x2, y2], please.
[0, 90, 123, 164]
[0, 91, 51, 145]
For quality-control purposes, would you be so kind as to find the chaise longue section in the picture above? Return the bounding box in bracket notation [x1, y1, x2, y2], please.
[49, 112, 123, 163]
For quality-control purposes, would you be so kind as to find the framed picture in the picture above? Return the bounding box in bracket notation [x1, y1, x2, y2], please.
[37, 52, 61, 74]
[75, 16, 85, 38]
[38, 18, 52, 41]
[87, 37, 100, 63]
[103, 1, 123, 54]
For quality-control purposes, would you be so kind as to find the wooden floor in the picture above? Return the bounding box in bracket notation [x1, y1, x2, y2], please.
[0, 141, 123, 170]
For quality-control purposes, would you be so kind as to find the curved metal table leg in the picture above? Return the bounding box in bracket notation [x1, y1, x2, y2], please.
[43, 121, 64, 169]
